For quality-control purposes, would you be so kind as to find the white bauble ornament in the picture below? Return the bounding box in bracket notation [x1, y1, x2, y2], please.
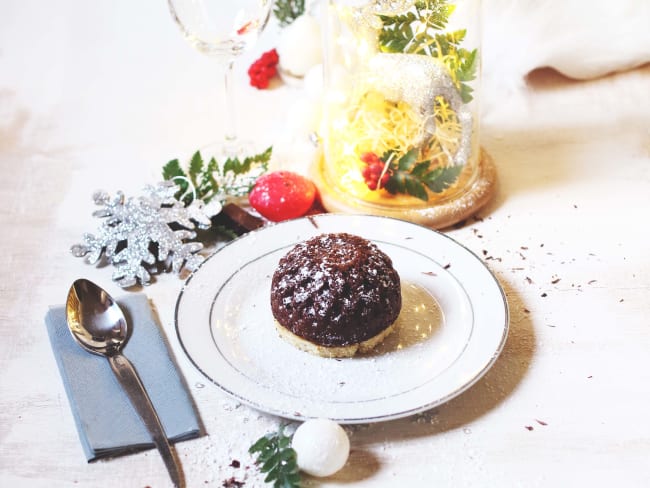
[277, 15, 322, 78]
[292, 419, 350, 477]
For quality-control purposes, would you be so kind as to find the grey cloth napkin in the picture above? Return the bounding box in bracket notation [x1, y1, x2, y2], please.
[45, 293, 202, 462]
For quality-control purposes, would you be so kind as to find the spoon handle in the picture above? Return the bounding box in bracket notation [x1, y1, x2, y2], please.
[108, 354, 184, 488]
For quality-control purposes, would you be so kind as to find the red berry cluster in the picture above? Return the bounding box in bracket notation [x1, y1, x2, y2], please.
[360, 152, 391, 190]
[248, 49, 279, 89]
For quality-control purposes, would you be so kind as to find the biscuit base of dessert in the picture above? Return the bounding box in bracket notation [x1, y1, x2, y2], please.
[274, 319, 397, 358]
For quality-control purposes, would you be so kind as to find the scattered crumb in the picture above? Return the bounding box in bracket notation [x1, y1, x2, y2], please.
[541, 293, 548, 298]
[230, 460, 241, 468]
[222, 477, 245, 488]
[524, 426, 534, 431]
[525, 277, 533, 284]
[443, 263, 451, 269]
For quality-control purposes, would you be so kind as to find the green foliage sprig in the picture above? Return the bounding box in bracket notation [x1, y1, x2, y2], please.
[382, 148, 462, 201]
[162, 147, 272, 205]
[273, 0, 305, 28]
[378, 0, 478, 102]
[249, 426, 301, 488]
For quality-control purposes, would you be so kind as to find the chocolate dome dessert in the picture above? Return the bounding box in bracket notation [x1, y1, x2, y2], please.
[270, 232, 402, 357]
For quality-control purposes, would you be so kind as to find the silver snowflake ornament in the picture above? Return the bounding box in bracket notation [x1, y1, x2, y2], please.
[71, 181, 222, 287]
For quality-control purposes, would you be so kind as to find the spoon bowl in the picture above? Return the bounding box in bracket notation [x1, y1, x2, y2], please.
[66, 279, 129, 356]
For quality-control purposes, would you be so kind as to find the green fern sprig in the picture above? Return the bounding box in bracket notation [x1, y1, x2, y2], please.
[273, 0, 305, 27]
[249, 427, 301, 488]
[377, 0, 478, 102]
[162, 147, 271, 204]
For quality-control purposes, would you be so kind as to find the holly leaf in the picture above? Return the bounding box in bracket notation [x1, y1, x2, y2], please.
[382, 147, 463, 200]
[384, 166, 429, 201]
[397, 148, 419, 171]
[423, 164, 463, 193]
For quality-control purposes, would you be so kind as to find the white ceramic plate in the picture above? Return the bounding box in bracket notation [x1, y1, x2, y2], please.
[175, 214, 508, 423]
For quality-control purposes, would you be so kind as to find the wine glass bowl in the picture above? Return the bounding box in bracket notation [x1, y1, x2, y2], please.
[167, 0, 274, 153]
[168, 0, 272, 59]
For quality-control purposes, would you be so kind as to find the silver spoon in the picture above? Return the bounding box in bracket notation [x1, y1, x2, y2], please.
[66, 278, 184, 487]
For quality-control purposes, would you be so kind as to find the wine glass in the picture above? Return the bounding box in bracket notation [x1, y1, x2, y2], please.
[168, 0, 274, 156]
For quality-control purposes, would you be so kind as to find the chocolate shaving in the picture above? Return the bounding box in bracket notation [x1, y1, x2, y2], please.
[216, 203, 264, 235]
[551, 278, 561, 284]
[535, 419, 548, 426]
[222, 477, 245, 487]
[230, 460, 241, 468]
[443, 263, 451, 269]
[422, 271, 437, 276]
[524, 425, 534, 431]
[541, 292, 548, 297]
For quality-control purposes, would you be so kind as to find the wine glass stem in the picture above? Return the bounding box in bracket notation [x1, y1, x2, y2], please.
[223, 59, 237, 150]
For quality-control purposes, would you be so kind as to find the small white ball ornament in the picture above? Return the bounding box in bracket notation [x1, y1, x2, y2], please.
[292, 418, 350, 477]
[277, 15, 322, 78]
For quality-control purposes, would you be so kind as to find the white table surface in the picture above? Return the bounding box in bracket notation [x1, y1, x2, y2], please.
[1, 1, 649, 487]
